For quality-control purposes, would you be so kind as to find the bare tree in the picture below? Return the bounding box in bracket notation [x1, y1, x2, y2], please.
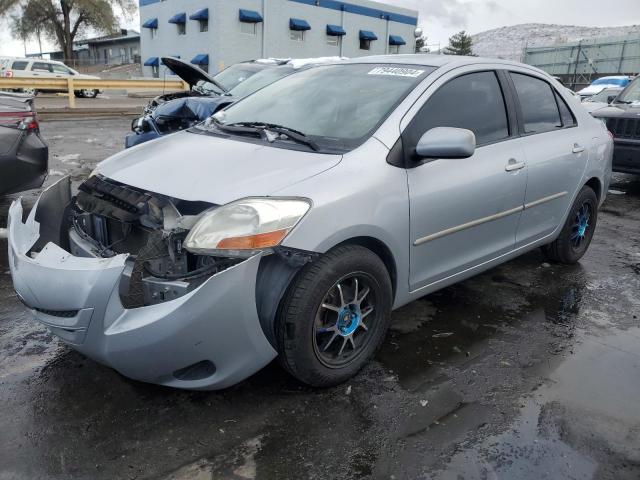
[2, 0, 135, 60]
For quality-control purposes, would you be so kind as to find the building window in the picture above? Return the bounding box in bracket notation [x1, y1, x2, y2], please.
[199, 19, 208, 32]
[327, 35, 340, 47]
[240, 22, 256, 35]
[150, 28, 157, 39]
[389, 45, 399, 54]
[177, 23, 186, 35]
[152, 65, 159, 78]
[360, 39, 371, 50]
[290, 30, 304, 42]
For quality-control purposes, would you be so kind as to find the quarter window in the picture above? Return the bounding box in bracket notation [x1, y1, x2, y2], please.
[407, 71, 510, 148]
[11, 61, 28, 70]
[511, 73, 562, 134]
[555, 92, 577, 127]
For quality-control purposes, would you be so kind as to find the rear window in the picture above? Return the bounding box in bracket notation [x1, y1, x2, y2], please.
[11, 61, 28, 70]
[511, 73, 561, 134]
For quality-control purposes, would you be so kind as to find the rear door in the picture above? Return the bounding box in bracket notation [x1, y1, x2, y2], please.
[403, 69, 528, 291]
[508, 71, 589, 246]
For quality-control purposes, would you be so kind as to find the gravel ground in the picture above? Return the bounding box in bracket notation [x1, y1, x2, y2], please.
[0, 117, 639, 480]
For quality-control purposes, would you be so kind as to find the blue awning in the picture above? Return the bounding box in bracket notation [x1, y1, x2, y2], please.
[168, 12, 186, 24]
[239, 9, 263, 23]
[359, 30, 378, 41]
[142, 18, 158, 29]
[289, 18, 311, 31]
[326, 24, 346, 36]
[191, 54, 209, 65]
[389, 35, 406, 46]
[144, 57, 159, 67]
[189, 8, 209, 21]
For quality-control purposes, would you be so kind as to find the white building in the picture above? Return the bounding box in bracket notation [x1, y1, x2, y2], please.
[139, 0, 419, 77]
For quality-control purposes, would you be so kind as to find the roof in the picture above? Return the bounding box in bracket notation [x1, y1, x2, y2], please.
[343, 54, 533, 69]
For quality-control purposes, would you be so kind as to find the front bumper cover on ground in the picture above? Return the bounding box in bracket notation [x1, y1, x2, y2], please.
[7, 178, 277, 390]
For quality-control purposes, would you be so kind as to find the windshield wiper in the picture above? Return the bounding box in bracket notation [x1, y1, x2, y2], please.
[613, 99, 632, 104]
[221, 121, 320, 151]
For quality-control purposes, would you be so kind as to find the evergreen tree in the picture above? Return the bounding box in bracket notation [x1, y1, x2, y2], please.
[443, 31, 475, 56]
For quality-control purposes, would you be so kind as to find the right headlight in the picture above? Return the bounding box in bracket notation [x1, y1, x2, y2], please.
[183, 197, 311, 257]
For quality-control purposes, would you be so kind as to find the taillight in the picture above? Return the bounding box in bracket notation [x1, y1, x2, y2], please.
[0, 111, 38, 130]
[4, 70, 13, 78]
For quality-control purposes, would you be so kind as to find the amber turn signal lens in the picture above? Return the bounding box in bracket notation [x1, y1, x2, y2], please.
[216, 228, 289, 250]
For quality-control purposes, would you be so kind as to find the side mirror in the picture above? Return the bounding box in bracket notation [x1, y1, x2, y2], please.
[415, 127, 476, 160]
[607, 95, 616, 104]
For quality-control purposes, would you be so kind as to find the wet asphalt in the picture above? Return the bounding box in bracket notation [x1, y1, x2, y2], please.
[1, 118, 639, 480]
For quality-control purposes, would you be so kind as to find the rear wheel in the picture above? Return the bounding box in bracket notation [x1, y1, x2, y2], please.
[276, 245, 392, 387]
[542, 185, 598, 264]
[21, 87, 37, 96]
[82, 89, 98, 98]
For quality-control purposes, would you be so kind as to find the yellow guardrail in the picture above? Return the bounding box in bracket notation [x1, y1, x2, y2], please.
[0, 77, 189, 108]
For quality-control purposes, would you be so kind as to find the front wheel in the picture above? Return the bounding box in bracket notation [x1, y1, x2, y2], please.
[542, 185, 598, 264]
[276, 245, 392, 387]
[21, 87, 37, 96]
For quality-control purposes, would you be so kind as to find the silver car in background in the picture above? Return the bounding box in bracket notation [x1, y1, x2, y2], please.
[8, 55, 612, 390]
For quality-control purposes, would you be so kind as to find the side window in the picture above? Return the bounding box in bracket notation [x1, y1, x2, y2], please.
[11, 61, 28, 70]
[555, 91, 577, 127]
[406, 71, 509, 150]
[51, 64, 71, 75]
[511, 73, 562, 134]
[31, 62, 52, 73]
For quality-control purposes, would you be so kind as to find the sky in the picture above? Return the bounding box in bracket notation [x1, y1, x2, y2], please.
[1, 0, 640, 57]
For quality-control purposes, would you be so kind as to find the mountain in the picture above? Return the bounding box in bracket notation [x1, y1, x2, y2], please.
[471, 23, 640, 61]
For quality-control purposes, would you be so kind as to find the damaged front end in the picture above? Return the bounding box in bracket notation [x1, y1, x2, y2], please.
[72, 174, 241, 308]
[8, 176, 281, 390]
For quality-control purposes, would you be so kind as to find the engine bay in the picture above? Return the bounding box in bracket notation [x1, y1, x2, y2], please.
[70, 175, 240, 308]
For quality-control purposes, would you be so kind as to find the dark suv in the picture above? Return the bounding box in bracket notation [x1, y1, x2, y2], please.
[592, 76, 640, 174]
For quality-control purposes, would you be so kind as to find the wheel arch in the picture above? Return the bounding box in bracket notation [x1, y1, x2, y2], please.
[585, 176, 602, 202]
[332, 236, 398, 300]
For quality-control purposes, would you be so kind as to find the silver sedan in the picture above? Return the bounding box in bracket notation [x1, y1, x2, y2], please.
[8, 55, 613, 390]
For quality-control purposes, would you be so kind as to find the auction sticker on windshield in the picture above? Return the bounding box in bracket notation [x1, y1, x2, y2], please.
[368, 67, 425, 78]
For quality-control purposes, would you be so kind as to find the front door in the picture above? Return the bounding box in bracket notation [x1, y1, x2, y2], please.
[403, 70, 528, 291]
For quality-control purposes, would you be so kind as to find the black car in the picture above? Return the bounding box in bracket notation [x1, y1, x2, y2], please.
[0, 92, 48, 195]
[592, 76, 640, 174]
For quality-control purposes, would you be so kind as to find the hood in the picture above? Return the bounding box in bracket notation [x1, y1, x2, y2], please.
[591, 103, 640, 119]
[161, 57, 227, 92]
[578, 85, 609, 96]
[96, 131, 342, 204]
[582, 101, 609, 114]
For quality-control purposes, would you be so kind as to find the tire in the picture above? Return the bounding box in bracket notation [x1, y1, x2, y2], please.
[74, 90, 85, 98]
[276, 245, 392, 387]
[542, 185, 598, 264]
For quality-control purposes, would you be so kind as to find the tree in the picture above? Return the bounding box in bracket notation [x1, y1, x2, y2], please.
[443, 31, 475, 56]
[415, 36, 430, 54]
[1, 0, 135, 60]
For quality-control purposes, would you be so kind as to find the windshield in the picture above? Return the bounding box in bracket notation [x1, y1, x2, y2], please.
[616, 78, 640, 104]
[194, 80, 225, 95]
[209, 64, 434, 151]
[593, 77, 628, 86]
[587, 88, 621, 103]
[229, 66, 295, 98]
[213, 64, 263, 91]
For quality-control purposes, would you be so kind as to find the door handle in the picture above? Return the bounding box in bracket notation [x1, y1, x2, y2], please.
[572, 144, 585, 154]
[505, 159, 525, 172]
